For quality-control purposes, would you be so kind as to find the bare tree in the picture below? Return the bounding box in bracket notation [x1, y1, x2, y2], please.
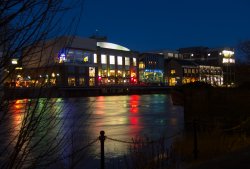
[238, 40, 250, 64]
[0, 1, 96, 169]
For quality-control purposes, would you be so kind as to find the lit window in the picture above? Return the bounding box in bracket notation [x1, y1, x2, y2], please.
[170, 69, 176, 74]
[125, 57, 130, 66]
[79, 77, 85, 86]
[168, 53, 174, 57]
[133, 58, 137, 66]
[110, 55, 115, 64]
[222, 58, 229, 63]
[59, 53, 66, 63]
[222, 50, 234, 57]
[110, 70, 115, 76]
[117, 70, 122, 76]
[139, 62, 145, 69]
[117, 56, 123, 65]
[83, 56, 88, 62]
[89, 67, 95, 77]
[229, 58, 235, 63]
[184, 68, 187, 73]
[68, 77, 75, 86]
[192, 69, 195, 73]
[11, 59, 18, 65]
[94, 53, 97, 63]
[101, 54, 107, 64]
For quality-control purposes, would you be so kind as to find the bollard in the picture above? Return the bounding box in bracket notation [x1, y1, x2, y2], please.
[99, 130, 106, 169]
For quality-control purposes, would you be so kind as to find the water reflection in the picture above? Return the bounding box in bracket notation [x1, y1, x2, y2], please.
[5, 94, 183, 168]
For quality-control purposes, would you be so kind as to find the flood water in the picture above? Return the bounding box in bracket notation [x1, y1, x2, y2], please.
[3, 94, 184, 169]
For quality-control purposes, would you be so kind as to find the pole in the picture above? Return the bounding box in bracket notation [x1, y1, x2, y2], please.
[99, 130, 106, 169]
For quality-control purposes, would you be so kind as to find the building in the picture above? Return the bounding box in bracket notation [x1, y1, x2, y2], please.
[138, 53, 164, 85]
[165, 59, 199, 86]
[164, 59, 223, 86]
[178, 47, 235, 86]
[19, 36, 139, 87]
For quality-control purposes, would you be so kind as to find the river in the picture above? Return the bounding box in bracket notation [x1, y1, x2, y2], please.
[3, 94, 184, 169]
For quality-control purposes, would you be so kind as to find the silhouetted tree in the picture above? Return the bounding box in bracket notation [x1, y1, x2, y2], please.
[238, 40, 250, 64]
[0, 1, 95, 169]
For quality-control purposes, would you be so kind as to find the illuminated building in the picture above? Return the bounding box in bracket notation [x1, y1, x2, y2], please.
[178, 47, 235, 87]
[20, 36, 138, 87]
[164, 59, 223, 86]
[165, 59, 199, 86]
[139, 53, 164, 85]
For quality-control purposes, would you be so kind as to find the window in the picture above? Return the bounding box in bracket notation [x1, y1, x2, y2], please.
[170, 69, 176, 74]
[94, 53, 97, 63]
[101, 69, 107, 77]
[110, 70, 115, 76]
[79, 77, 85, 86]
[89, 67, 95, 77]
[117, 56, 123, 65]
[101, 54, 107, 64]
[68, 77, 75, 86]
[89, 78, 95, 86]
[139, 62, 145, 69]
[192, 69, 195, 73]
[125, 57, 130, 66]
[184, 68, 187, 74]
[133, 58, 137, 66]
[117, 70, 122, 77]
[110, 55, 115, 64]
[83, 56, 88, 62]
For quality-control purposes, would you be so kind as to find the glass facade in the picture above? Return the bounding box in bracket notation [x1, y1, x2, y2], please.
[58, 48, 95, 64]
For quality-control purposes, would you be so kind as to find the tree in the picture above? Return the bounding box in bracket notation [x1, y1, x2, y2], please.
[0, 1, 94, 168]
[238, 40, 250, 64]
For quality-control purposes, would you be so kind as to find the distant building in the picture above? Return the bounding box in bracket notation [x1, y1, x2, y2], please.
[148, 50, 181, 59]
[164, 59, 223, 86]
[165, 59, 199, 86]
[138, 53, 164, 84]
[178, 47, 235, 86]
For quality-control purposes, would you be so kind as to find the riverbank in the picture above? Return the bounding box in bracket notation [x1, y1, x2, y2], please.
[3, 86, 172, 99]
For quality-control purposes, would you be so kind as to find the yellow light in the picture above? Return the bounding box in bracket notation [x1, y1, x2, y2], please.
[83, 56, 88, 62]
[222, 50, 234, 57]
[11, 59, 18, 64]
[15, 67, 22, 70]
[52, 73, 55, 77]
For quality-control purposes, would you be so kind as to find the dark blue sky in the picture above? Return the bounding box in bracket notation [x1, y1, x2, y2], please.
[75, 0, 250, 52]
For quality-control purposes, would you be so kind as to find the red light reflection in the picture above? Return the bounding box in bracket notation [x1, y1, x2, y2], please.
[129, 95, 141, 137]
[129, 95, 139, 114]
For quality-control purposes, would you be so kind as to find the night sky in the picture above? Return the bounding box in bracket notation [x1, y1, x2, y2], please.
[74, 0, 250, 52]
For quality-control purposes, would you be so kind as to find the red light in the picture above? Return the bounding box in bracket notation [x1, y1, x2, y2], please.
[98, 76, 102, 80]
